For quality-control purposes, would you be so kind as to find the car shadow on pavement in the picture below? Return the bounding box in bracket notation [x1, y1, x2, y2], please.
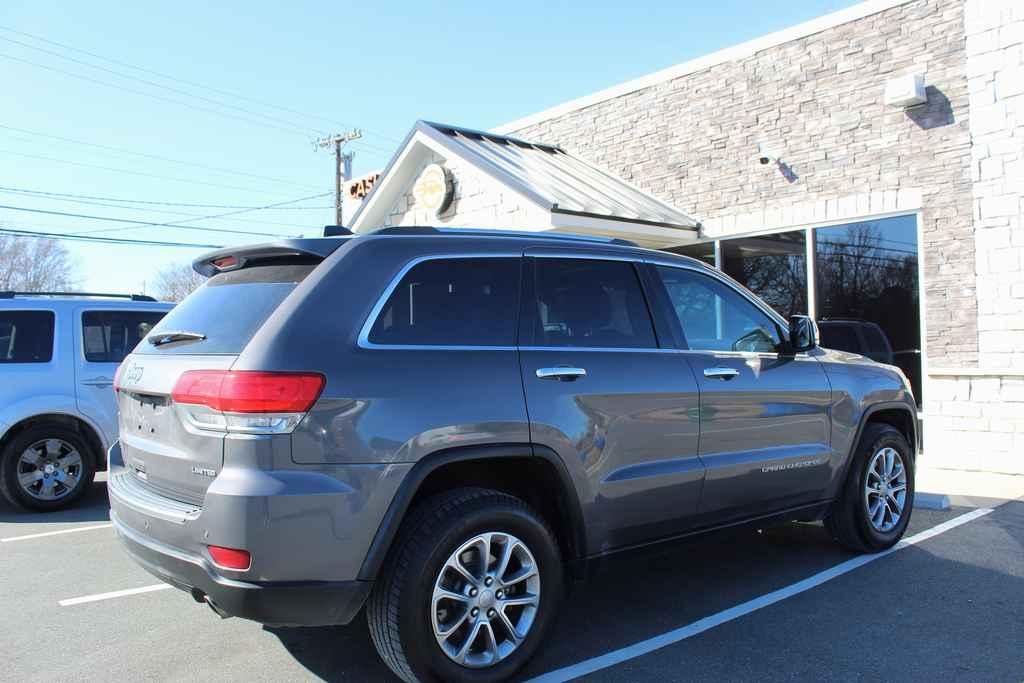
[264, 520, 869, 682]
[265, 615, 396, 681]
[0, 479, 111, 525]
[264, 506, 1002, 683]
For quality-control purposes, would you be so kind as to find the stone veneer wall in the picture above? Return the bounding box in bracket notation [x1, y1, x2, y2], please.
[506, 0, 976, 369]
[925, 0, 1024, 474]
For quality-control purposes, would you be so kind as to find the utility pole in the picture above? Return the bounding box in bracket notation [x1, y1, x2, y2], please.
[314, 130, 362, 226]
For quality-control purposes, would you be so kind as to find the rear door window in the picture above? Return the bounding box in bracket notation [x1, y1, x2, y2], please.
[367, 258, 520, 346]
[528, 258, 657, 349]
[0, 310, 55, 363]
[136, 264, 314, 355]
[82, 311, 167, 363]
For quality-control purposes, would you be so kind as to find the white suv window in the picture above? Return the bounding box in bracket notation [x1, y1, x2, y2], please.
[0, 310, 55, 363]
[82, 310, 165, 363]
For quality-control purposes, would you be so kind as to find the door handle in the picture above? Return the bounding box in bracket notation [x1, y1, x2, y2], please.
[536, 367, 587, 381]
[81, 376, 114, 387]
[703, 367, 740, 380]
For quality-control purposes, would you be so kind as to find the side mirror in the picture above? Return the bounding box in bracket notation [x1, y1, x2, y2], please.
[788, 315, 818, 353]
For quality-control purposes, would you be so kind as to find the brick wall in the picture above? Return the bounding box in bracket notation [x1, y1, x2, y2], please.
[507, 0, 977, 368]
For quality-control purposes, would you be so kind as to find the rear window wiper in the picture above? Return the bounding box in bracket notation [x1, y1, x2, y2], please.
[148, 330, 207, 347]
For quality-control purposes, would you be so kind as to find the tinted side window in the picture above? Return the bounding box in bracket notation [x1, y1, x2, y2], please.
[531, 258, 657, 349]
[0, 310, 55, 363]
[368, 258, 520, 346]
[655, 266, 781, 353]
[83, 311, 166, 363]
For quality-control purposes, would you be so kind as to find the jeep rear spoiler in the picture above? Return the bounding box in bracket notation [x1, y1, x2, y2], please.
[192, 238, 350, 277]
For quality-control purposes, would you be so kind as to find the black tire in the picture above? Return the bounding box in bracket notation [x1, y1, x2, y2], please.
[0, 424, 97, 512]
[367, 487, 565, 683]
[825, 423, 915, 552]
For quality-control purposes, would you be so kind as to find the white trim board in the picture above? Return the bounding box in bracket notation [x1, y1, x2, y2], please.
[494, 0, 915, 135]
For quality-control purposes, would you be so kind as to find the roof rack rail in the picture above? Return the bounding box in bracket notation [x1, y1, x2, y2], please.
[370, 226, 638, 247]
[0, 291, 158, 302]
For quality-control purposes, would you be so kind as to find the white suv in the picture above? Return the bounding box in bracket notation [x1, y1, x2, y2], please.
[0, 292, 172, 511]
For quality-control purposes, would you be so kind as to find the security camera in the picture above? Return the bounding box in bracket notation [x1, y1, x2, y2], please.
[758, 153, 778, 165]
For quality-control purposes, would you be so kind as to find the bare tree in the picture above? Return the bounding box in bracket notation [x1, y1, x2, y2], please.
[153, 262, 206, 302]
[0, 235, 78, 291]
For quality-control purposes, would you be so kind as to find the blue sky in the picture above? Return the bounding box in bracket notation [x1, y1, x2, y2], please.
[2, 0, 857, 292]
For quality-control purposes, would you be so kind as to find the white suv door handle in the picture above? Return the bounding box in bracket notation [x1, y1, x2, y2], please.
[536, 367, 587, 381]
[703, 367, 740, 380]
[81, 376, 114, 387]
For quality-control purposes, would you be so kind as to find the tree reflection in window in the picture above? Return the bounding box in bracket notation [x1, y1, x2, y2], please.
[721, 231, 807, 318]
[815, 216, 921, 402]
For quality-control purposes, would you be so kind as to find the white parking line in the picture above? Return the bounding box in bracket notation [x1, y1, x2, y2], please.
[58, 583, 173, 607]
[527, 507, 995, 683]
[1, 523, 112, 543]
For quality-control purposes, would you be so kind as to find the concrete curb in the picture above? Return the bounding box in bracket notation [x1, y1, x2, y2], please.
[914, 492, 952, 510]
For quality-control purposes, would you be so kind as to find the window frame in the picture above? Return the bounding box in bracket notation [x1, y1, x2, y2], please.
[518, 252, 667, 352]
[357, 252, 523, 351]
[0, 308, 56, 364]
[645, 260, 789, 355]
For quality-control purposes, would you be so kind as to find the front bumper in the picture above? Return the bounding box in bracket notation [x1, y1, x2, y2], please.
[110, 510, 370, 626]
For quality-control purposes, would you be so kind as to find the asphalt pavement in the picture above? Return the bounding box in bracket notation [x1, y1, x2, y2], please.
[1, 475, 1020, 682]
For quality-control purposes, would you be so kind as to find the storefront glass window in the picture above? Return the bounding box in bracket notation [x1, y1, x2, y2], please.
[720, 231, 807, 318]
[667, 242, 716, 266]
[814, 215, 921, 403]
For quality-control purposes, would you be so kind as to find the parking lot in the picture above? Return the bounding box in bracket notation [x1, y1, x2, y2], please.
[2, 476, 1021, 683]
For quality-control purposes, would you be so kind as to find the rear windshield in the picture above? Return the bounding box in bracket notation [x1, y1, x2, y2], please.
[136, 264, 314, 355]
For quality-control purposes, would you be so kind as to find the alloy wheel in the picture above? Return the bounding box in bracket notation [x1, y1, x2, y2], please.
[430, 531, 541, 668]
[17, 438, 84, 501]
[864, 446, 908, 532]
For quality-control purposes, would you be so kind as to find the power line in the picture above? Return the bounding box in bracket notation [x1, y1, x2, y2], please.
[0, 204, 292, 238]
[0, 51, 320, 139]
[0, 187, 323, 229]
[0, 123, 324, 191]
[0, 35, 323, 137]
[0, 226, 221, 249]
[0, 25, 403, 145]
[68, 193, 329, 236]
[0, 185, 334, 210]
[0, 147, 330, 196]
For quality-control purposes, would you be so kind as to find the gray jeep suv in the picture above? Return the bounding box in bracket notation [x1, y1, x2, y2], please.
[108, 227, 917, 682]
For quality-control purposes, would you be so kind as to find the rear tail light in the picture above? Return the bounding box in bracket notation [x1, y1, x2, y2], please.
[207, 545, 251, 571]
[172, 370, 324, 434]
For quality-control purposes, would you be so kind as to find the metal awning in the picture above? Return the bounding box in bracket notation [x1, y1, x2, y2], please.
[349, 121, 699, 247]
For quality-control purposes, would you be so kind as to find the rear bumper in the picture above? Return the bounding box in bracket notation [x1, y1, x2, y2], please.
[110, 510, 371, 626]
[105, 440, 396, 627]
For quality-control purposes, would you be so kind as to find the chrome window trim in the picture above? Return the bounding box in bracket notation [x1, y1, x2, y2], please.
[525, 247, 644, 262]
[357, 252, 523, 350]
[358, 249, 677, 352]
[519, 346, 678, 354]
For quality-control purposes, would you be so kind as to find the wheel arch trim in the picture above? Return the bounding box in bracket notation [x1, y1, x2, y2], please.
[0, 410, 108, 470]
[356, 443, 586, 581]
[841, 401, 918, 484]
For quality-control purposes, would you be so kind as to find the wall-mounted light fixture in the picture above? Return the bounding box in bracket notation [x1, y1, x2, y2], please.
[884, 74, 928, 108]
